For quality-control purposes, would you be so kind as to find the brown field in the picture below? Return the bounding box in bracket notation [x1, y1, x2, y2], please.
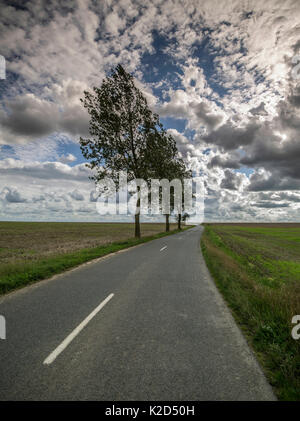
[0, 221, 177, 265]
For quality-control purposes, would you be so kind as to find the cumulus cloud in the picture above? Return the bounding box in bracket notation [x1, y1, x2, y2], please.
[248, 169, 300, 192]
[69, 189, 85, 201]
[0, 92, 89, 144]
[0, 159, 101, 221]
[166, 128, 197, 156]
[2, 187, 27, 203]
[208, 154, 240, 169]
[59, 153, 77, 164]
[0, 158, 92, 181]
[220, 169, 248, 191]
[191, 101, 224, 132]
[203, 120, 260, 150]
[0, 94, 59, 141]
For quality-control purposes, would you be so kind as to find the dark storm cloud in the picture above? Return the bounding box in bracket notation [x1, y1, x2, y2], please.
[0, 94, 89, 141]
[208, 154, 240, 169]
[220, 169, 244, 190]
[0, 95, 58, 137]
[203, 120, 260, 151]
[206, 102, 300, 185]
[287, 86, 300, 108]
[276, 102, 300, 131]
[241, 136, 300, 180]
[248, 170, 300, 192]
[59, 113, 89, 137]
[191, 102, 224, 131]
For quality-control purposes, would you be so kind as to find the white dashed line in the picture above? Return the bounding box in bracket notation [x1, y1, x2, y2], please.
[160, 246, 167, 251]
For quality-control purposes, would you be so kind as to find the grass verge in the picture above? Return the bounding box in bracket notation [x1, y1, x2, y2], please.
[0, 227, 191, 296]
[201, 223, 300, 401]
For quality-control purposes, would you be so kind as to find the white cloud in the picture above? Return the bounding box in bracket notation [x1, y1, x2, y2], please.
[59, 153, 77, 164]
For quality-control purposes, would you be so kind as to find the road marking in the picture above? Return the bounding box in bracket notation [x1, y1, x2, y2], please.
[160, 246, 167, 251]
[43, 293, 114, 365]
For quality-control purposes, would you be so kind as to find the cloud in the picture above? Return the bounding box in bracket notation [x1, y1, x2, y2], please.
[3, 187, 27, 203]
[241, 133, 300, 180]
[166, 128, 197, 156]
[208, 154, 240, 169]
[69, 189, 85, 201]
[248, 169, 300, 192]
[0, 158, 100, 221]
[220, 169, 248, 191]
[105, 11, 126, 36]
[190, 101, 224, 131]
[90, 190, 99, 202]
[0, 159, 91, 181]
[203, 120, 260, 150]
[249, 102, 268, 116]
[158, 92, 224, 133]
[253, 201, 290, 209]
[59, 153, 77, 164]
[0, 94, 59, 140]
[288, 86, 300, 108]
[0, 92, 89, 144]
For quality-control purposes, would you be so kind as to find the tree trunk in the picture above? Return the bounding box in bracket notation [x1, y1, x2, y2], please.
[165, 214, 170, 232]
[177, 213, 182, 230]
[135, 196, 141, 238]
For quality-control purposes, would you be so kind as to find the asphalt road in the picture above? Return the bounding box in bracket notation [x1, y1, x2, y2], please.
[0, 225, 275, 400]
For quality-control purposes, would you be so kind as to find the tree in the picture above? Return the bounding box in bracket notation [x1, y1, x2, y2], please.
[146, 130, 191, 232]
[171, 158, 192, 230]
[182, 212, 190, 223]
[80, 65, 162, 238]
[145, 129, 178, 232]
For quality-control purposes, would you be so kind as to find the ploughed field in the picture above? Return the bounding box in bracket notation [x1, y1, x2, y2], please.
[201, 223, 300, 400]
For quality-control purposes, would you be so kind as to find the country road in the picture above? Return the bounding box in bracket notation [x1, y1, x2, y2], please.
[0, 225, 275, 401]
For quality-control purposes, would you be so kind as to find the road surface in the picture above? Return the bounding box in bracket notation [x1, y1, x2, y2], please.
[0, 225, 275, 400]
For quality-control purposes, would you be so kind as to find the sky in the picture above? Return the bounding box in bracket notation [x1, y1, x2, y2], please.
[0, 0, 300, 222]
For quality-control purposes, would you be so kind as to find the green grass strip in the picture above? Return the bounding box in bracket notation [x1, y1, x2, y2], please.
[201, 224, 300, 401]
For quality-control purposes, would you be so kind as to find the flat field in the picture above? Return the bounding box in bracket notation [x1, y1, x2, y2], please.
[201, 223, 300, 400]
[0, 221, 179, 295]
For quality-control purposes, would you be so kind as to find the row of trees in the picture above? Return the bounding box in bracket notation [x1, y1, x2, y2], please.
[80, 65, 190, 238]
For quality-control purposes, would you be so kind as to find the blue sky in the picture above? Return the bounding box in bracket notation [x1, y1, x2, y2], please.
[0, 0, 300, 222]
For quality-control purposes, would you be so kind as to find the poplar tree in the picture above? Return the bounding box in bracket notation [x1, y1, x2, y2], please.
[80, 65, 161, 238]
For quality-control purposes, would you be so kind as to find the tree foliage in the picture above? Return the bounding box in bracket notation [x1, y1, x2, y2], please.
[81, 64, 162, 187]
[80, 64, 191, 236]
